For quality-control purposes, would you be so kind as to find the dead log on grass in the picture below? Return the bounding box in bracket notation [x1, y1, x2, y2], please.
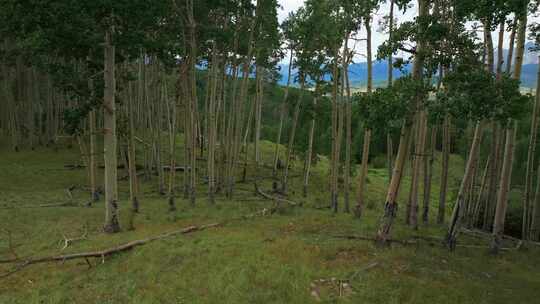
[0, 223, 220, 278]
[255, 183, 299, 207]
[0, 207, 279, 278]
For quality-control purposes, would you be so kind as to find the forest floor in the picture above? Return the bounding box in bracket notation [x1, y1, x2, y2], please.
[1, 139, 540, 304]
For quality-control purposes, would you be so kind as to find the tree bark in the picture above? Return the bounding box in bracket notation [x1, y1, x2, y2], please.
[409, 110, 428, 229]
[530, 163, 540, 241]
[483, 20, 494, 74]
[207, 44, 219, 204]
[386, 0, 395, 182]
[127, 78, 139, 213]
[422, 126, 437, 223]
[343, 34, 353, 213]
[253, 66, 264, 187]
[505, 19, 517, 75]
[491, 123, 517, 253]
[445, 122, 483, 248]
[88, 108, 99, 203]
[303, 95, 317, 198]
[471, 156, 490, 228]
[103, 27, 120, 233]
[187, 1, 198, 205]
[522, 62, 540, 240]
[281, 80, 304, 194]
[355, 129, 371, 218]
[376, 0, 428, 244]
[330, 46, 340, 213]
[273, 50, 293, 177]
[483, 122, 501, 230]
[530, 59, 540, 241]
[166, 76, 178, 211]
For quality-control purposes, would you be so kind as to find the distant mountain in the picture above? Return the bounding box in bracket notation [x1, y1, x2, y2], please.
[279, 61, 538, 89]
[278, 43, 539, 89]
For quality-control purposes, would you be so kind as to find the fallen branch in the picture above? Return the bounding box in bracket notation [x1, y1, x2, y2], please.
[455, 244, 515, 251]
[1, 207, 277, 278]
[0, 261, 29, 279]
[60, 226, 88, 251]
[461, 228, 540, 247]
[333, 235, 418, 246]
[0, 223, 220, 278]
[255, 183, 299, 207]
[348, 261, 379, 281]
[0, 201, 81, 210]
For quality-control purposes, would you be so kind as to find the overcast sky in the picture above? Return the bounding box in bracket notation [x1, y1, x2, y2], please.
[277, 0, 539, 63]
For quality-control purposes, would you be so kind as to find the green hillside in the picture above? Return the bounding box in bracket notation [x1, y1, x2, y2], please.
[1, 139, 540, 304]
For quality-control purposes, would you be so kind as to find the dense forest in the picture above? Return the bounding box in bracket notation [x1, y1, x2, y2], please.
[1, 0, 540, 302]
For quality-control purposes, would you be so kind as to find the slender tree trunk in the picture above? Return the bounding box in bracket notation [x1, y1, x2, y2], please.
[386, 0, 395, 181]
[437, 103, 451, 223]
[355, 129, 371, 218]
[227, 14, 256, 198]
[187, 1, 198, 205]
[88, 108, 99, 203]
[156, 104, 166, 195]
[127, 80, 139, 213]
[483, 20, 494, 73]
[180, 63, 190, 199]
[422, 126, 437, 223]
[506, 19, 517, 75]
[330, 46, 340, 213]
[376, 0, 428, 244]
[522, 64, 540, 240]
[472, 156, 490, 228]
[387, 0, 394, 86]
[445, 122, 483, 248]
[484, 122, 501, 230]
[281, 80, 304, 194]
[491, 122, 517, 253]
[224, 62, 239, 197]
[496, 21, 505, 77]
[207, 45, 219, 204]
[531, 164, 540, 241]
[253, 66, 264, 187]
[465, 135, 482, 225]
[303, 95, 317, 198]
[167, 78, 178, 211]
[481, 21, 506, 230]
[491, 8, 527, 248]
[336, 95, 345, 212]
[409, 110, 428, 230]
[343, 92, 351, 212]
[103, 27, 120, 233]
[354, 22, 373, 217]
[273, 50, 293, 177]
[241, 96, 254, 182]
[343, 36, 353, 213]
[530, 59, 540, 241]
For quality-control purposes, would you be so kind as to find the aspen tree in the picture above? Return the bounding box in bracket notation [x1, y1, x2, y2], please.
[103, 25, 120, 233]
[492, 3, 528, 251]
[530, 56, 540, 240]
[376, 0, 429, 244]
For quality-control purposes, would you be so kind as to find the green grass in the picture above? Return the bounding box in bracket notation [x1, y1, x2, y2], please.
[1, 139, 540, 304]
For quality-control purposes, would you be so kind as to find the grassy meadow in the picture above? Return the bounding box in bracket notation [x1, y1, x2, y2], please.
[1, 139, 540, 304]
